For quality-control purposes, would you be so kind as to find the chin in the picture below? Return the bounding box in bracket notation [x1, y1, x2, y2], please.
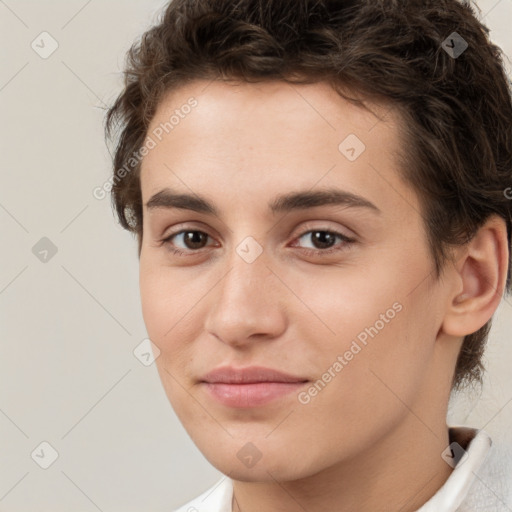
[200, 440, 319, 483]
[214, 458, 306, 483]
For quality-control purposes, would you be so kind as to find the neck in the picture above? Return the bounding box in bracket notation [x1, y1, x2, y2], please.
[231, 418, 453, 512]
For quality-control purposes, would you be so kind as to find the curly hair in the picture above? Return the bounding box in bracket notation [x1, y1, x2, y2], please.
[104, 0, 512, 390]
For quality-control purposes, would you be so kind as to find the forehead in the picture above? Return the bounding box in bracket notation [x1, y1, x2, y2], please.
[143, 79, 397, 153]
[139, 79, 415, 216]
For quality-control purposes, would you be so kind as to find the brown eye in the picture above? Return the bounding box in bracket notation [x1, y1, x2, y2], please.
[178, 231, 209, 250]
[307, 231, 338, 250]
[294, 229, 354, 254]
[162, 230, 213, 255]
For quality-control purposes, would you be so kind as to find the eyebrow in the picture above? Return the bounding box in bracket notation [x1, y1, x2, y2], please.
[145, 188, 381, 216]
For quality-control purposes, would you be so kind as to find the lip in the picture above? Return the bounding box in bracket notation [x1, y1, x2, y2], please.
[201, 365, 308, 384]
[200, 366, 309, 408]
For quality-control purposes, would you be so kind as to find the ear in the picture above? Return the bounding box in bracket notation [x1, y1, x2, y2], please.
[441, 215, 509, 338]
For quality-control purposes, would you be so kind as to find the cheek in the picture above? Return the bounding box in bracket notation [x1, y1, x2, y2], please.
[139, 264, 199, 370]
[287, 264, 404, 352]
[294, 299, 434, 460]
[294, 259, 437, 403]
[140, 259, 198, 332]
[139, 265, 203, 420]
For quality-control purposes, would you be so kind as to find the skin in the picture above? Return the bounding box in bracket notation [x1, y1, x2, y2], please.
[138, 79, 508, 512]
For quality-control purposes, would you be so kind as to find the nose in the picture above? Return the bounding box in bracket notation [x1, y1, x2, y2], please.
[203, 248, 287, 348]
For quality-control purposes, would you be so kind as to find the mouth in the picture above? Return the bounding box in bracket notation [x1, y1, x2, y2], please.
[199, 365, 309, 408]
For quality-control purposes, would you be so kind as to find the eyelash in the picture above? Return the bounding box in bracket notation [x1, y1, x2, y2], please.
[159, 228, 355, 258]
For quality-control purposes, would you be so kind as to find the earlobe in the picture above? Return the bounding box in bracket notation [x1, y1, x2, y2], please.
[441, 215, 509, 338]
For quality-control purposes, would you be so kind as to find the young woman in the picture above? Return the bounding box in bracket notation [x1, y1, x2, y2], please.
[105, 1, 512, 510]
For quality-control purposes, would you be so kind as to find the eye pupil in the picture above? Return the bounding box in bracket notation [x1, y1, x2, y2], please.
[312, 231, 336, 249]
[185, 231, 207, 249]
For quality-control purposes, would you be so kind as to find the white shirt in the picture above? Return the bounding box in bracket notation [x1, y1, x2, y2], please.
[173, 427, 512, 511]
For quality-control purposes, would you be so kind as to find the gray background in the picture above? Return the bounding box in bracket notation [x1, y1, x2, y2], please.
[1, 1, 511, 510]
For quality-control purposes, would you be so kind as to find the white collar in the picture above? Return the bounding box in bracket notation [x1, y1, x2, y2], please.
[416, 427, 492, 511]
[174, 427, 494, 512]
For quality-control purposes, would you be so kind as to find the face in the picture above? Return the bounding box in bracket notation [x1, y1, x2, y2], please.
[139, 79, 456, 481]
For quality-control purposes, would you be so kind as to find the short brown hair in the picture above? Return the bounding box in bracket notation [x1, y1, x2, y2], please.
[104, 0, 512, 390]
